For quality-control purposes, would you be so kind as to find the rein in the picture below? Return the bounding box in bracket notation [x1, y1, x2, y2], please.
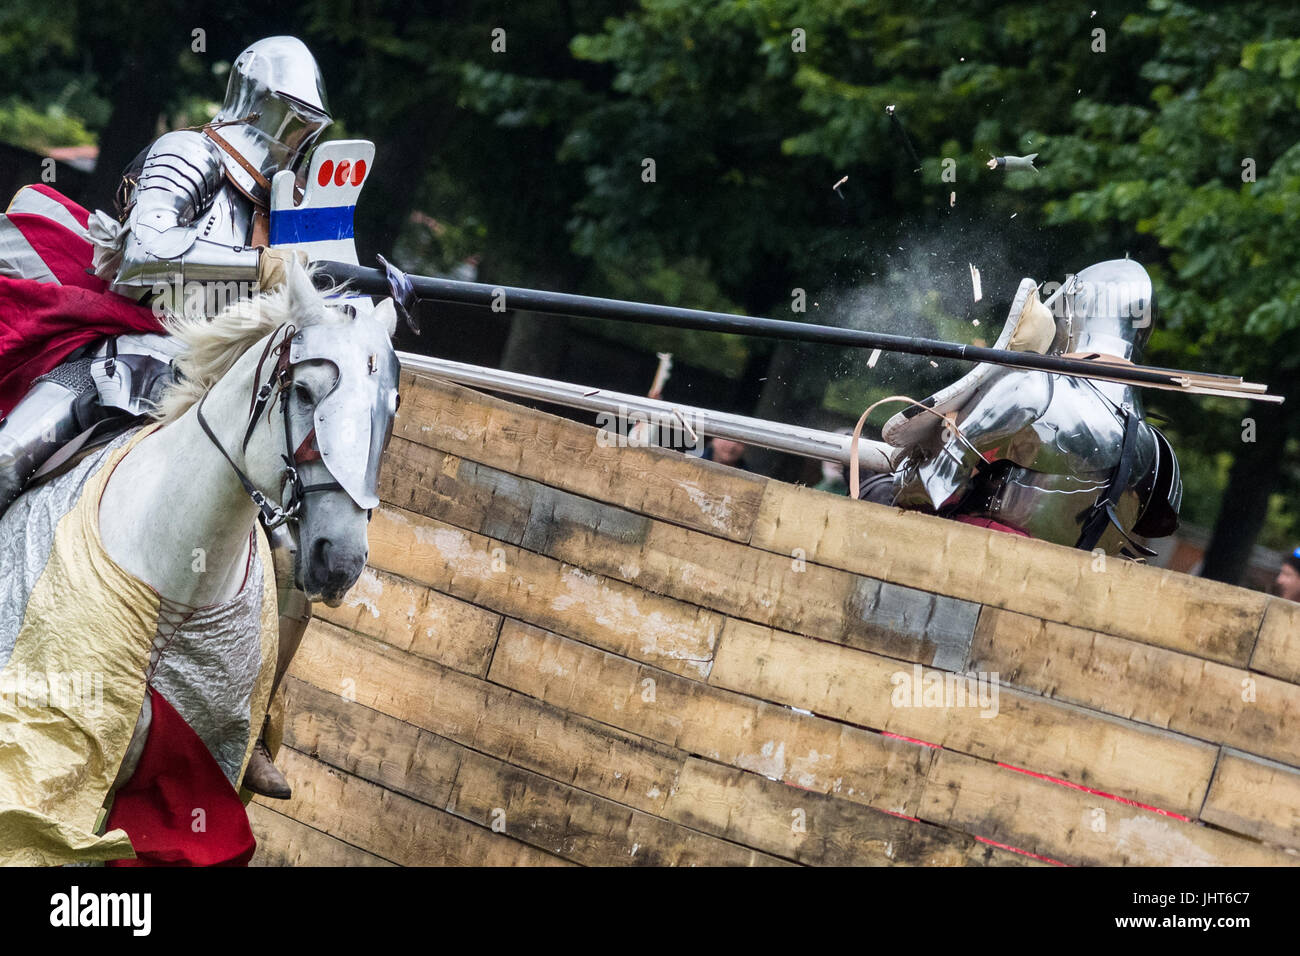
[195, 322, 344, 528]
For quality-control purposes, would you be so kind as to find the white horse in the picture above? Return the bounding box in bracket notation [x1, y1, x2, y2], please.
[0, 264, 399, 865]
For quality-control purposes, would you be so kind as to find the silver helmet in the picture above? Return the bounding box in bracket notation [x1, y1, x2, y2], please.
[212, 36, 332, 204]
[1063, 258, 1156, 362]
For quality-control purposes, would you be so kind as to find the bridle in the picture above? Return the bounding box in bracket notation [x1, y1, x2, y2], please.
[195, 322, 345, 529]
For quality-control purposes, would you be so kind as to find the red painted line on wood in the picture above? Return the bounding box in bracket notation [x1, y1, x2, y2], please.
[975, 834, 1069, 866]
[878, 808, 922, 823]
[996, 762, 1193, 822]
[881, 731, 942, 749]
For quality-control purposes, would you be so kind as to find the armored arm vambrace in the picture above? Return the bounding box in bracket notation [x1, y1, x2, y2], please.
[113, 131, 261, 298]
[900, 371, 1054, 512]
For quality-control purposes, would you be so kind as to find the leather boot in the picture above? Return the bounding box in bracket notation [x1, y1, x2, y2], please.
[242, 735, 292, 799]
[240, 524, 314, 800]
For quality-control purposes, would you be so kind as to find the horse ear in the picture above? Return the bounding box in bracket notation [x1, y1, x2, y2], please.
[372, 298, 398, 338]
[287, 260, 319, 316]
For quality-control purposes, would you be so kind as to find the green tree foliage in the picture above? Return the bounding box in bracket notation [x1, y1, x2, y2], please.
[1018, 2, 1300, 571]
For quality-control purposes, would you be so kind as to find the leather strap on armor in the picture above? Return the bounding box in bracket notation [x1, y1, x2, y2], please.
[203, 125, 273, 206]
[202, 125, 305, 212]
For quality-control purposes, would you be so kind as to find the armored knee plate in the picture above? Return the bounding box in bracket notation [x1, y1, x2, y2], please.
[0, 372, 95, 510]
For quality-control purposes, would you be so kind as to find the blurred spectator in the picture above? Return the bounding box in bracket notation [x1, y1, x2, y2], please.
[1275, 547, 1300, 602]
[813, 459, 848, 496]
[703, 437, 749, 471]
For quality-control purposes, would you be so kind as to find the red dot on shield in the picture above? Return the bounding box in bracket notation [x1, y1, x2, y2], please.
[351, 160, 367, 186]
[334, 160, 352, 186]
[317, 160, 334, 187]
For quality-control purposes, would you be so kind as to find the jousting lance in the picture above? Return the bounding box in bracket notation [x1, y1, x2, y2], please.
[314, 261, 1282, 404]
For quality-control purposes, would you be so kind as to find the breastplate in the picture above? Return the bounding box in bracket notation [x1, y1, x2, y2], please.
[894, 370, 1156, 551]
[960, 379, 1157, 549]
[195, 182, 255, 250]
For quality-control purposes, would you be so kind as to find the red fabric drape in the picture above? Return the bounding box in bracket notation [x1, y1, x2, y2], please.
[105, 687, 256, 867]
[0, 185, 163, 417]
[0, 277, 164, 416]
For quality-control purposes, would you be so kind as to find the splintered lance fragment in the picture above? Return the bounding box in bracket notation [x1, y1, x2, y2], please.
[672, 407, 698, 443]
[988, 153, 1038, 172]
[969, 264, 983, 302]
[868, 349, 881, 368]
[833, 175, 848, 198]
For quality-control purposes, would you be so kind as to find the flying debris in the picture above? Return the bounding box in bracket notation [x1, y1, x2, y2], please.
[833, 175, 848, 198]
[988, 154, 1038, 172]
[672, 407, 698, 443]
[885, 105, 922, 172]
[969, 264, 983, 302]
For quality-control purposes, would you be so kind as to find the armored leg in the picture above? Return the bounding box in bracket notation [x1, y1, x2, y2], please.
[242, 521, 312, 800]
[0, 375, 92, 512]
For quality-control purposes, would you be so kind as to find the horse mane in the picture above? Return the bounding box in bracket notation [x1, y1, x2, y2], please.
[152, 264, 349, 424]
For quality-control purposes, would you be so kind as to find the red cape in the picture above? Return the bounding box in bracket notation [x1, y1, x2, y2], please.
[0, 185, 163, 417]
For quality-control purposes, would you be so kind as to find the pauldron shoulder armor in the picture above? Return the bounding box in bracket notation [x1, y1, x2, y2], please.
[112, 130, 260, 301]
[125, 131, 225, 259]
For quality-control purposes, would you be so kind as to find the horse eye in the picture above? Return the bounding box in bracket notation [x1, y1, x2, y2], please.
[294, 382, 313, 404]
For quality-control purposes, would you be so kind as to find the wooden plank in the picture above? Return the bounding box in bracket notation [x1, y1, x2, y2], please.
[248, 802, 394, 867]
[381, 437, 977, 669]
[972, 607, 1300, 769]
[707, 618, 1219, 818]
[270, 747, 571, 866]
[486, 619, 936, 816]
[921, 749, 1295, 867]
[663, 756, 1039, 866]
[286, 637, 1011, 866]
[442, 735, 786, 867]
[750, 482, 1266, 667]
[395, 373, 767, 541]
[313, 565, 500, 676]
[1250, 597, 1300, 685]
[291, 620, 697, 822]
[1201, 750, 1300, 851]
[280, 673, 463, 809]
[366, 504, 722, 679]
[282, 676, 786, 866]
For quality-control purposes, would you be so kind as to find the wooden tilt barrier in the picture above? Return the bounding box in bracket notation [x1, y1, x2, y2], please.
[249, 369, 1300, 866]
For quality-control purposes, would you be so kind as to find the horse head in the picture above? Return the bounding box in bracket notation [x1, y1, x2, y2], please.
[270, 266, 400, 605]
[153, 262, 401, 608]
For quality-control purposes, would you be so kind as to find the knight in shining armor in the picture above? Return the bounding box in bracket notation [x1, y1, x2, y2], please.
[862, 259, 1183, 556]
[0, 36, 332, 799]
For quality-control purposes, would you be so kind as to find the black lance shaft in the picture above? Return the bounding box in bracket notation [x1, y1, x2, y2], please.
[315, 261, 1257, 394]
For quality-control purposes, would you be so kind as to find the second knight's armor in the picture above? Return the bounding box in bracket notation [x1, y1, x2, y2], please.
[872, 259, 1182, 557]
